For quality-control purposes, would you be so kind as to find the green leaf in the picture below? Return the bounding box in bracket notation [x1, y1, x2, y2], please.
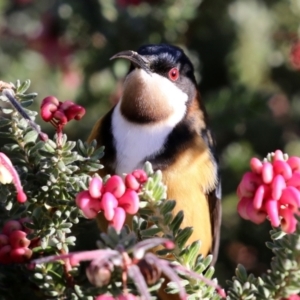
[175, 227, 193, 249]
[162, 212, 173, 226]
[33, 272, 44, 280]
[0, 118, 11, 127]
[20, 99, 34, 108]
[59, 222, 73, 229]
[184, 241, 201, 265]
[16, 92, 38, 100]
[63, 141, 76, 152]
[160, 200, 176, 215]
[235, 264, 248, 283]
[76, 139, 86, 155]
[91, 145, 105, 159]
[24, 130, 38, 144]
[29, 141, 45, 154]
[140, 227, 161, 237]
[16, 79, 31, 94]
[0, 107, 13, 114]
[39, 149, 55, 157]
[169, 210, 184, 233]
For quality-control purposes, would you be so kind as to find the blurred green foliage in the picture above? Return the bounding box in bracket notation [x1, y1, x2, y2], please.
[1, 0, 300, 287]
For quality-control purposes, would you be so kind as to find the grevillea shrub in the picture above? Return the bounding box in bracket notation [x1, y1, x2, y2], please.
[1, 80, 300, 300]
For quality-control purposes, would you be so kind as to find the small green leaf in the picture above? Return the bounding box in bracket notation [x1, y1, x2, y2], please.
[20, 99, 34, 107]
[0, 107, 13, 114]
[91, 145, 105, 159]
[17, 79, 31, 94]
[63, 141, 76, 152]
[169, 210, 184, 233]
[17, 92, 38, 100]
[236, 264, 248, 282]
[175, 227, 193, 249]
[24, 130, 38, 144]
[33, 272, 44, 280]
[39, 149, 55, 157]
[0, 118, 11, 127]
[160, 200, 176, 215]
[59, 223, 73, 229]
[141, 227, 161, 237]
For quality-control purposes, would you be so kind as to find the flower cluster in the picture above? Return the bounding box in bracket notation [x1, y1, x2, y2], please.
[237, 150, 300, 233]
[76, 170, 148, 231]
[0, 152, 27, 203]
[0, 219, 37, 264]
[40, 96, 85, 128]
[33, 237, 225, 299]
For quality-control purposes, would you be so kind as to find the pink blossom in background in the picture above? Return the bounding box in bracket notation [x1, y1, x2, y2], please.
[0, 152, 27, 203]
[290, 41, 300, 70]
[76, 170, 147, 231]
[0, 219, 38, 264]
[282, 294, 300, 300]
[237, 150, 300, 233]
[40, 96, 85, 128]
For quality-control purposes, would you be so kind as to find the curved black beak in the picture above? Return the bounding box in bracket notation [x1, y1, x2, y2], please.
[110, 50, 151, 74]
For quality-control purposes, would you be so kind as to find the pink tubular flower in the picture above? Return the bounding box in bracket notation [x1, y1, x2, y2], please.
[76, 170, 148, 231]
[0, 219, 36, 264]
[40, 96, 86, 128]
[0, 152, 27, 203]
[237, 150, 300, 233]
[33, 237, 225, 299]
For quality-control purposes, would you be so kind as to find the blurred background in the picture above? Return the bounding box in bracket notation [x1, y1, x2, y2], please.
[1, 0, 300, 286]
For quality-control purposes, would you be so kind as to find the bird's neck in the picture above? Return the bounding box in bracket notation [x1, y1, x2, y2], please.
[112, 102, 183, 175]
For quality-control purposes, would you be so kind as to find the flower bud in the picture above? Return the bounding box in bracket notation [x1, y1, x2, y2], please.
[86, 261, 113, 287]
[132, 169, 148, 184]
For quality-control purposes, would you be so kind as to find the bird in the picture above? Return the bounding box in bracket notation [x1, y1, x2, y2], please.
[88, 43, 221, 297]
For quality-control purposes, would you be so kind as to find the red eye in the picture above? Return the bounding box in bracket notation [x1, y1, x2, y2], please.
[168, 67, 179, 81]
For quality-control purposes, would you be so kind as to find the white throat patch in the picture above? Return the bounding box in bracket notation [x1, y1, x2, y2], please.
[112, 70, 188, 175]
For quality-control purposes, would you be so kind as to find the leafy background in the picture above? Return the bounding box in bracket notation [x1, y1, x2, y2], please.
[1, 0, 300, 287]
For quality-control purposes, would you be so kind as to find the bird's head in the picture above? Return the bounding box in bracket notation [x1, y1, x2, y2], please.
[110, 44, 199, 124]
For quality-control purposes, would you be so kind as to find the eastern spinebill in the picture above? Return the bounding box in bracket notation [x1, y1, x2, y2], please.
[88, 43, 221, 267]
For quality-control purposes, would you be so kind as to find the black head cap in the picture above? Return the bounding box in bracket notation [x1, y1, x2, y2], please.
[136, 44, 197, 85]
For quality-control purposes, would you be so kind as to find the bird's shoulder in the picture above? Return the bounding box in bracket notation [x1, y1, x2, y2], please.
[87, 108, 116, 176]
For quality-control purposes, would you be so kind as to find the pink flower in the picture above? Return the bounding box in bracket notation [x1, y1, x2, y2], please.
[76, 170, 148, 231]
[0, 219, 36, 264]
[237, 150, 300, 233]
[0, 152, 27, 203]
[282, 294, 300, 300]
[290, 41, 300, 70]
[40, 96, 86, 128]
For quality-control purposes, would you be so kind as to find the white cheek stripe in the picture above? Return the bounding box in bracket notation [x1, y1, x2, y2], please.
[112, 70, 188, 175]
